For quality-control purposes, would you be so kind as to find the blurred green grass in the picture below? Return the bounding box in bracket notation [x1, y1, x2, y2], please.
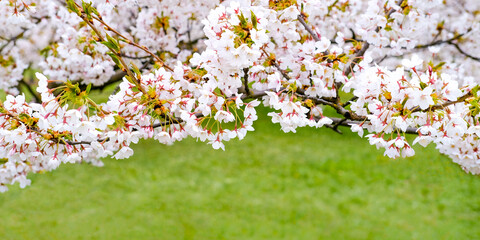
[0, 106, 479, 239]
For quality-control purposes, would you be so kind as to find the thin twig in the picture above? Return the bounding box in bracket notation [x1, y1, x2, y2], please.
[326, 117, 419, 135]
[243, 68, 251, 96]
[343, 96, 358, 108]
[119, 54, 153, 60]
[449, 42, 480, 61]
[79, 13, 146, 95]
[415, 31, 468, 49]
[343, 0, 403, 77]
[0, 30, 25, 53]
[297, 14, 320, 42]
[411, 91, 472, 113]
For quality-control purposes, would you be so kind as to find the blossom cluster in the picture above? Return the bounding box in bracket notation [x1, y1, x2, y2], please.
[1, 0, 480, 191]
[345, 55, 476, 170]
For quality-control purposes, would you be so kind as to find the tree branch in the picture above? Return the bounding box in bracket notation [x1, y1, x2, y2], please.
[326, 117, 419, 135]
[415, 31, 468, 49]
[411, 91, 472, 113]
[243, 68, 251, 96]
[47, 69, 126, 93]
[448, 42, 480, 61]
[63, 119, 178, 146]
[0, 30, 25, 53]
[343, 0, 403, 78]
[297, 14, 320, 42]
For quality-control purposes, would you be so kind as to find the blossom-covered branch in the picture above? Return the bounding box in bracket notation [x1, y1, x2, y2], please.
[1, 0, 480, 192]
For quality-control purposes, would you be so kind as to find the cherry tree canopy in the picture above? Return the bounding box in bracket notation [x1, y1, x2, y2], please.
[0, 0, 480, 192]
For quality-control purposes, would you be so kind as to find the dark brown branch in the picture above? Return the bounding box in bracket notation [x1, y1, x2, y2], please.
[0, 30, 25, 53]
[415, 32, 468, 49]
[66, 119, 177, 146]
[244, 89, 423, 135]
[326, 117, 419, 135]
[271, 59, 291, 81]
[411, 91, 472, 113]
[297, 14, 320, 42]
[259, 48, 366, 121]
[449, 42, 480, 61]
[343, 0, 403, 78]
[119, 54, 152, 60]
[0, 17, 42, 53]
[343, 41, 370, 77]
[374, 30, 475, 63]
[243, 68, 251, 96]
[297, 14, 332, 57]
[331, 118, 347, 134]
[343, 96, 358, 108]
[47, 69, 126, 93]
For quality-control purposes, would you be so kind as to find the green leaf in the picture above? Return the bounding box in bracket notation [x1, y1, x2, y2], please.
[102, 41, 119, 52]
[131, 63, 141, 78]
[125, 76, 135, 85]
[82, 1, 94, 20]
[66, 0, 80, 16]
[238, 13, 247, 28]
[433, 62, 446, 71]
[90, 5, 100, 17]
[472, 85, 480, 97]
[86, 83, 92, 94]
[250, 11, 257, 30]
[107, 52, 122, 68]
[105, 33, 120, 51]
[419, 82, 427, 90]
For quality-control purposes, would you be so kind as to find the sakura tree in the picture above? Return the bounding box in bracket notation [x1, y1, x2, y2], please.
[0, 0, 479, 192]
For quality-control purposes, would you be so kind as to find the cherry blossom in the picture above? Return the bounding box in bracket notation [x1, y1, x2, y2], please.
[0, 0, 480, 191]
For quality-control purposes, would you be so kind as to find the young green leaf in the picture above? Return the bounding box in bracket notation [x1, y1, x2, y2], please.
[107, 52, 122, 68]
[250, 10, 258, 30]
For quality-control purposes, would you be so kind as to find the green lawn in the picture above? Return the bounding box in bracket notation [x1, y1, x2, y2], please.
[0, 107, 479, 239]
